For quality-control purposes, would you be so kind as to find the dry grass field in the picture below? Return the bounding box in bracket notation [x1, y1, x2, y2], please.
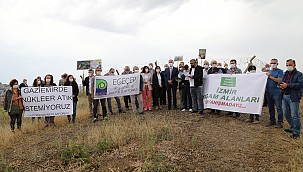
[0, 93, 302, 172]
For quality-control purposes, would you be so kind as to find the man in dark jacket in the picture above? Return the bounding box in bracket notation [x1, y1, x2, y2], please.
[164, 59, 179, 110]
[19, 79, 28, 89]
[189, 59, 204, 115]
[279, 59, 303, 139]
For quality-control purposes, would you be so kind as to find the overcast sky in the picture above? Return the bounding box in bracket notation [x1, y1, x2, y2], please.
[0, 0, 302, 84]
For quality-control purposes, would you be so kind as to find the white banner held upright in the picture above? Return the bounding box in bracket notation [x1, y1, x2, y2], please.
[94, 73, 140, 99]
[21, 86, 73, 117]
[203, 73, 267, 115]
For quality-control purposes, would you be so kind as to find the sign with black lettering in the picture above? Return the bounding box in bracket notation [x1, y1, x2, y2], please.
[21, 86, 73, 117]
[94, 73, 140, 99]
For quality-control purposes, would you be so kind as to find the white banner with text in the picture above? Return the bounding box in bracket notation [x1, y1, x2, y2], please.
[203, 73, 267, 115]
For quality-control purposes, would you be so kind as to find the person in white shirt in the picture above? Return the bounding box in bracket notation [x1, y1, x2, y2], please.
[181, 65, 192, 112]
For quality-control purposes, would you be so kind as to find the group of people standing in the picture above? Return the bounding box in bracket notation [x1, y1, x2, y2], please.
[4, 74, 79, 131]
[3, 58, 303, 139]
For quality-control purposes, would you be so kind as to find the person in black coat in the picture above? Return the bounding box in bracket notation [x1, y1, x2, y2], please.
[64, 75, 79, 123]
[161, 64, 168, 105]
[189, 59, 204, 115]
[152, 66, 166, 110]
[19, 79, 28, 89]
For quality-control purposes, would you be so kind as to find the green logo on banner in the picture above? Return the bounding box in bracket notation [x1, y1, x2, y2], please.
[96, 79, 108, 95]
[220, 77, 236, 87]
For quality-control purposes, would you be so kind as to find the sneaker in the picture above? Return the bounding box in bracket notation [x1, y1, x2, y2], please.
[290, 134, 300, 139]
[181, 109, 186, 112]
[189, 109, 193, 112]
[93, 118, 98, 122]
[252, 121, 260, 124]
[139, 112, 144, 115]
[284, 128, 293, 133]
[245, 119, 254, 122]
[275, 123, 283, 128]
[103, 116, 108, 120]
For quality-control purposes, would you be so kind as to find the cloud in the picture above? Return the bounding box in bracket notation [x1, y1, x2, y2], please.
[49, 0, 189, 34]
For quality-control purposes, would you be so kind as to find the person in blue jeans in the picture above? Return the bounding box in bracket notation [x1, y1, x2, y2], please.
[278, 59, 303, 139]
[265, 58, 284, 128]
[105, 68, 125, 114]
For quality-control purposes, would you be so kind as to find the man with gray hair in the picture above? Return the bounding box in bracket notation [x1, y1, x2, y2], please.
[122, 66, 133, 111]
[130, 66, 144, 114]
[189, 59, 204, 115]
[164, 59, 179, 110]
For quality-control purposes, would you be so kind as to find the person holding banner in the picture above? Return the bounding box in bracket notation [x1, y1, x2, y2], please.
[4, 79, 24, 132]
[265, 58, 284, 128]
[122, 66, 133, 111]
[227, 59, 242, 118]
[91, 67, 108, 122]
[164, 59, 178, 110]
[105, 68, 125, 114]
[208, 60, 225, 114]
[152, 66, 165, 110]
[44, 74, 57, 127]
[279, 59, 303, 139]
[31, 77, 44, 123]
[245, 65, 260, 124]
[189, 59, 204, 115]
[130, 66, 144, 114]
[141, 66, 153, 111]
[64, 75, 79, 124]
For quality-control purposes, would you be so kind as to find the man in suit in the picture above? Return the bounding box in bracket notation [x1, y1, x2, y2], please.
[161, 64, 168, 105]
[164, 59, 178, 110]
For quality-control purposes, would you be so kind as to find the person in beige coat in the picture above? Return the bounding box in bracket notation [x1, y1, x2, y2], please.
[141, 66, 153, 111]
